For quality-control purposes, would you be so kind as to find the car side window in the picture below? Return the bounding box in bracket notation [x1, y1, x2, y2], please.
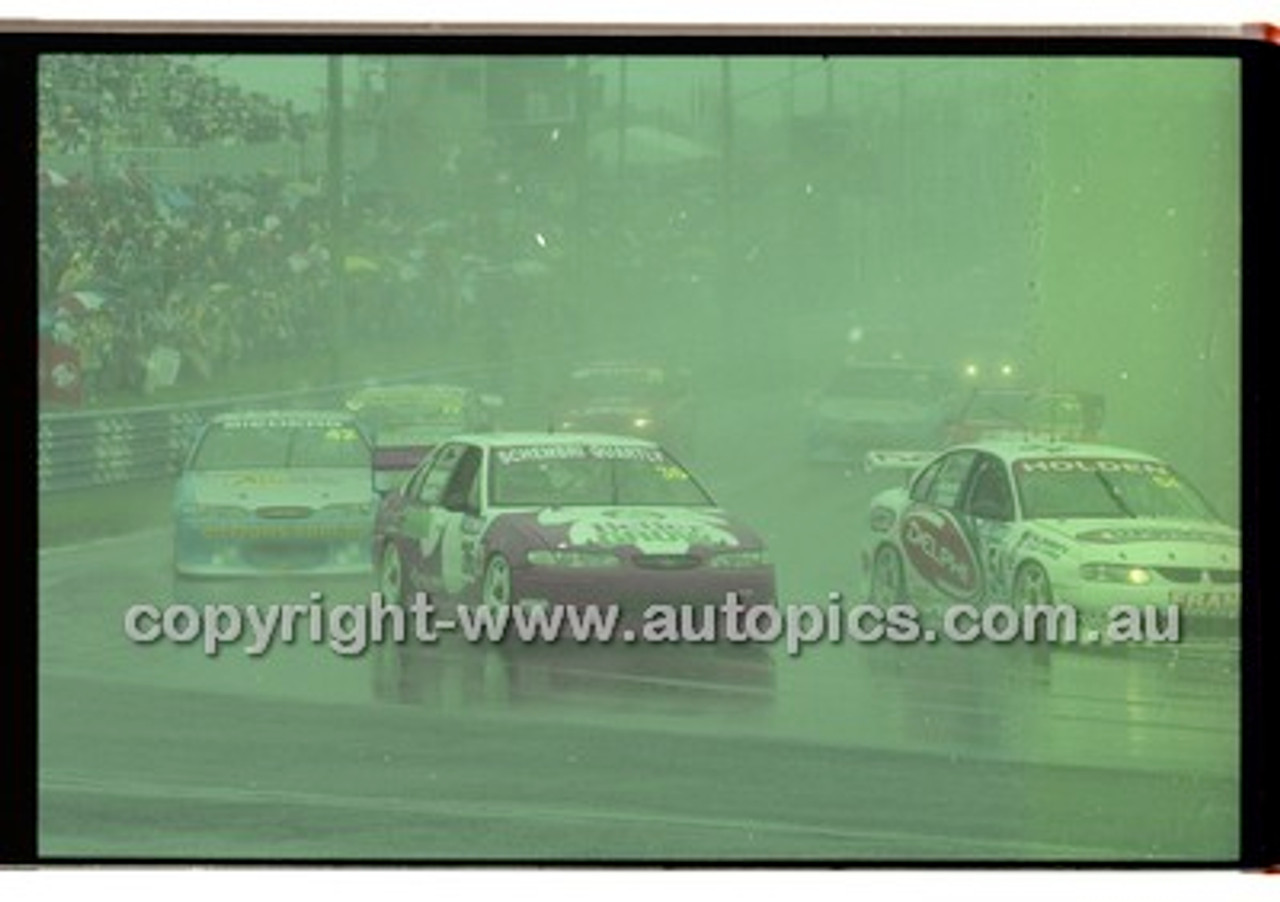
[441, 446, 482, 512]
[925, 450, 978, 509]
[963, 454, 1015, 521]
[413, 443, 465, 505]
[909, 458, 944, 503]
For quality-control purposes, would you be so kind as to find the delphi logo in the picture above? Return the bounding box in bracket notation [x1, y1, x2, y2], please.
[901, 509, 980, 599]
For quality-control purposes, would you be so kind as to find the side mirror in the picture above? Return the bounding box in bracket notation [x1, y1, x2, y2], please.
[442, 493, 477, 515]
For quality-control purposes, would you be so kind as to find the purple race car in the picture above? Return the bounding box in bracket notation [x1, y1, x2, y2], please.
[372, 432, 776, 698]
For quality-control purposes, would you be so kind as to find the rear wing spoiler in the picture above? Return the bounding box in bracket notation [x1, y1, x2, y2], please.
[373, 445, 432, 472]
[863, 449, 935, 474]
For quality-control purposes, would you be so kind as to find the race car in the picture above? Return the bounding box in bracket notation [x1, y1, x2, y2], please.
[863, 441, 1239, 647]
[172, 410, 377, 578]
[805, 361, 950, 464]
[550, 363, 695, 452]
[940, 387, 1105, 446]
[372, 432, 775, 695]
[345, 383, 499, 493]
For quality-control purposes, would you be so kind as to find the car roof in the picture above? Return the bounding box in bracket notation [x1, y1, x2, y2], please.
[347, 383, 471, 401]
[209, 409, 358, 425]
[442, 431, 663, 450]
[950, 440, 1164, 464]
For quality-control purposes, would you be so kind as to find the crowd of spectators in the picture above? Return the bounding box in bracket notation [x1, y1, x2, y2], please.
[38, 165, 490, 403]
[37, 55, 728, 408]
[39, 55, 314, 155]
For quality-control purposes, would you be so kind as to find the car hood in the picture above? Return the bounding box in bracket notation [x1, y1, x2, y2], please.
[815, 397, 935, 423]
[497, 506, 763, 555]
[179, 470, 373, 508]
[1032, 518, 1239, 565]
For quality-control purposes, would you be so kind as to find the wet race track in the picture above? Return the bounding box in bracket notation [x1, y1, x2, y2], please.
[37, 384, 1240, 861]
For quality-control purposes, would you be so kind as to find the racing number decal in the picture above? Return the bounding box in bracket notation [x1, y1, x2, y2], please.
[972, 521, 1011, 602]
[458, 517, 485, 583]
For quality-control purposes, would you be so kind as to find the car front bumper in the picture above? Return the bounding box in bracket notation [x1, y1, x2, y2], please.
[174, 518, 374, 577]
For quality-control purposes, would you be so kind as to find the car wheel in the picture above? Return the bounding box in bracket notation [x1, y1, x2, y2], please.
[1012, 561, 1054, 605]
[378, 542, 406, 607]
[869, 544, 907, 606]
[479, 553, 552, 702]
[372, 543, 422, 703]
[1013, 561, 1055, 664]
[481, 553, 512, 610]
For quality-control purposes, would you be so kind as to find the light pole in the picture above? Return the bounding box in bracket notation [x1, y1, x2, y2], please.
[327, 55, 347, 381]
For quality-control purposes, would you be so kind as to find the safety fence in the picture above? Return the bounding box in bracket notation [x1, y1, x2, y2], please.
[36, 359, 547, 494]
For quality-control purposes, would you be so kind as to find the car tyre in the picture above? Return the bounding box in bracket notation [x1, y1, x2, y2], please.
[869, 544, 908, 606]
[481, 553, 513, 609]
[1013, 561, 1055, 664]
[372, 543, 424, 703]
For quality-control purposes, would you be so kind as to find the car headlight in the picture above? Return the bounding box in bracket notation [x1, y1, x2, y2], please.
[708, 549, 770, 569]
[527, 549, 621, 568]
[1080, 563, 1153, 585]
[632, 416, 653, 429]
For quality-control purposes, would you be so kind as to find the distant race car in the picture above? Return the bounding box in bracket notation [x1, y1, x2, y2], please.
[346, 383, 499, 493]
[173, 410, 377, 578]
[806, 361, 950, 464]
[940, 388, 1105, 446]
[550, 363, 695, 451]
[863, 441, 1239, 648]
[372, 432, 775, 696]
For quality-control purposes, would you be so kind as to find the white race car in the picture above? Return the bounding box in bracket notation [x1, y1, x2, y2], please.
[173, 410, 377, 577]
[863, 441, 1240, 646]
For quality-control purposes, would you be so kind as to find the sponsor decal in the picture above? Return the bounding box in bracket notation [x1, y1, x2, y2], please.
[221, 417, 353, 430]
[900, 508, 980, 599]
[1075, 527, 1237, 546]
[496, 444, 666, 466]
[1014, 457, 1171, 476]
[1172, 590, 1240, 616]
[536, 508, 740, 554]
[1014, 530, 1070, 559]
[229, 473, 290, 486]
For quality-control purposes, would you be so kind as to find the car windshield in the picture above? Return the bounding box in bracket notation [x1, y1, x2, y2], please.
[490, 443, 713, 507]
[824, 367, 939, 402]
[190, 422, 371, 470]
[1014, 458, 1219, 521]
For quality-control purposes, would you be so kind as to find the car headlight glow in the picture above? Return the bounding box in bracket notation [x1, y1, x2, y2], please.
[527, 549, 621, 568]
[632, 417, 652, 429]
[963, 363, 980, 378]
[709, 549, 770, 569]
[1080, 563, 1153, 585]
